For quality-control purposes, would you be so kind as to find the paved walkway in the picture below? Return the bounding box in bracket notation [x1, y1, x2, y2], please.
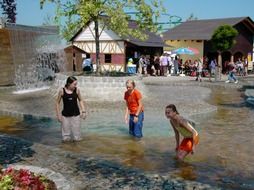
[142, 73, 234, 83]
[142, 73, 254, 89]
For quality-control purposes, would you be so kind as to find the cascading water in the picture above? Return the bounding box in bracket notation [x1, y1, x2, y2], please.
[7, 24, 66, 93]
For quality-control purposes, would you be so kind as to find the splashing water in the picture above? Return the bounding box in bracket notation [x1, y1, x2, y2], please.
[8, 25, 67, 93]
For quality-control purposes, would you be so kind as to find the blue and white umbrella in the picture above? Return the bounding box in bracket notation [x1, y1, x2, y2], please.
[172, 47, 195, 55]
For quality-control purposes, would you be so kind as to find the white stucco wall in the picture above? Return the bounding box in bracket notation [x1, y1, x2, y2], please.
[75, 22, 122, 41]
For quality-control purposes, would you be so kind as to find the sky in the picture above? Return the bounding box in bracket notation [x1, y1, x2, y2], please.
[1, 0, 254, 26]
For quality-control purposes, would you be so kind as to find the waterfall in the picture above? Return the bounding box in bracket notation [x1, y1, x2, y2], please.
[7, 24, 66, 93]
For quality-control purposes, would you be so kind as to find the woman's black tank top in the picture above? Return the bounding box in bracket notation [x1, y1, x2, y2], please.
[62, 88, 80, 117]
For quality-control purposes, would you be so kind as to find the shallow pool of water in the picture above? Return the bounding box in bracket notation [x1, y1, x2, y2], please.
[0, 85, 253, 189]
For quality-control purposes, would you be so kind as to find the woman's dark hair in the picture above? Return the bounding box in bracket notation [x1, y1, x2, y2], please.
[65, 76, 77, 88]
[166, 104, 179, 114]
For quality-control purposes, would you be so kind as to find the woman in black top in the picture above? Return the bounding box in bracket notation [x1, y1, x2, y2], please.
[56, 76, 86, 142]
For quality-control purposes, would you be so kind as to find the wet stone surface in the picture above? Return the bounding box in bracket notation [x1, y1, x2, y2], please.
[0, 135, 35, 165]
[0, 135, 220, 190]
[76, 158, 219, 189]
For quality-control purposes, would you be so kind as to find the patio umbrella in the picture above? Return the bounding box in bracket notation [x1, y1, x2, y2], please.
[188, 47, 199, 54]
[172, 47, 195, 55]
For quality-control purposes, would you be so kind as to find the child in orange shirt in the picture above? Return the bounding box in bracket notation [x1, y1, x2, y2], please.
[124, 80, 144, 138]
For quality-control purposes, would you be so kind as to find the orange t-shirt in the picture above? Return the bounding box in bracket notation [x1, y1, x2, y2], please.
[124, 89, 144, 114]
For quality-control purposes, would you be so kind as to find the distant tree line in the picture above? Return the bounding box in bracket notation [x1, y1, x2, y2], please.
[0, 0, 17, 23]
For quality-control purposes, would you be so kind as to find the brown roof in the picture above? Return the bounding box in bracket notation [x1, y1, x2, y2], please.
[64, 45, 87, 53]
[122, 20, 165, 47]
[162, 17, 254, 40]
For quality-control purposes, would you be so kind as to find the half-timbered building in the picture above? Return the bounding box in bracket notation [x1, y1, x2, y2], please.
[70, 20, 164, 72]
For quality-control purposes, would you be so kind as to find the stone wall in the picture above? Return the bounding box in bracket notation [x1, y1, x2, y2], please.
[0, 29, 14, 86]
[52, 73, 147, 101]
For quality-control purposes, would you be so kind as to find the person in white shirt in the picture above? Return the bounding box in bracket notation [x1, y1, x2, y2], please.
[160, 53, 168, 76]
[195, 58, 203, 82]
[243, 57, 248, 76]
[167, 54, 173, 75]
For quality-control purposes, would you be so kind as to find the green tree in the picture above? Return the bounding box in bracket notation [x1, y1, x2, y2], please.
[211, 25, 238, 80]
[211, 25, 238, 52]
[40, 0, 164, 74]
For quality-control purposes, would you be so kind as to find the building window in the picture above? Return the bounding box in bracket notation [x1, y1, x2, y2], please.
[105, 54, 112, 63]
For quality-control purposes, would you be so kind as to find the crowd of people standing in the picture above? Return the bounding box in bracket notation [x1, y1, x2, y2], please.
[134, 54, 213, 81]
[136, 53, 180, 77]
[132, 53, 252, 84]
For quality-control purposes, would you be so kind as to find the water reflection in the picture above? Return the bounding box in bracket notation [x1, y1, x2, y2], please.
[173, 161, 198, 180]
[196, 88, 254, 189]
